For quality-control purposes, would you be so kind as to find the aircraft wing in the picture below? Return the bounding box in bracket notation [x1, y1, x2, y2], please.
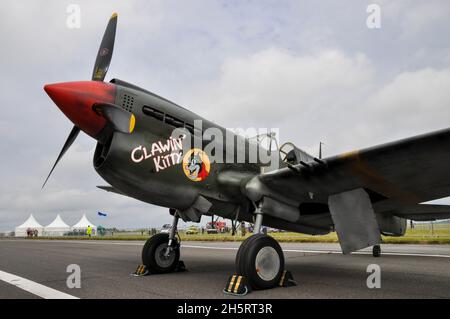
[391, 204, 450, 221]
[257, 127, 450, 210]
[247, 128, 450, 253]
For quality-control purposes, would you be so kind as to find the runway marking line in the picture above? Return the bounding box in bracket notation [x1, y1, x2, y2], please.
[181, 244, 450, 258]
[0, 270, 79, 299]
[1, 239, 450, 258]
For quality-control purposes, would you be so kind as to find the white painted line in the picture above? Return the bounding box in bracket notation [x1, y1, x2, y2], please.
[0, 239, 143, 246]
[182, 244, 450, 258]
[0, 270, 79, 299]
[357, 251, 450, 258]
[182, 244, 236, 250]
[2, 239, 450, 258]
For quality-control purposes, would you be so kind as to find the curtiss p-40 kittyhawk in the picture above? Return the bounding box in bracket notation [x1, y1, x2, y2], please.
[43, 13, 450, 290]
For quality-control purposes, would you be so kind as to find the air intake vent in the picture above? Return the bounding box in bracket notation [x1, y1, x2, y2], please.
[122, 93, 135, 112]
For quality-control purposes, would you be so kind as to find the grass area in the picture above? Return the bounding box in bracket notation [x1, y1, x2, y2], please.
[16, 227, 450, 244]
[177, 228, 450, 244]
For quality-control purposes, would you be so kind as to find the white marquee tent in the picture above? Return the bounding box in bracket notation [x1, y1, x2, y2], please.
[15, 214, 44, 237]
[44, 214, 71, 236]
[72, 214, 97, 235]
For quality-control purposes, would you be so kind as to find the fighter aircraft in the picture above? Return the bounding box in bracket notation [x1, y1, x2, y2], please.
[43, 13, 450, 290]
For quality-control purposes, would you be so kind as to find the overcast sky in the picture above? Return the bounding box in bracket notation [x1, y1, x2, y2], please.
[1, 0, 450, 231]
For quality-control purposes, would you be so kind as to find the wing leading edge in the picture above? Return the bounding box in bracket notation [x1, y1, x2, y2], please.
[250, 128, 450, 252]
[391, 204, 450, 221]
[259, 127, 450, 207]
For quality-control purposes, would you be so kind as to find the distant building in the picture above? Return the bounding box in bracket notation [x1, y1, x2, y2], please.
[44, 214, 71, 236]
[15, 214, 44, 237]
[72, 214, 97, 236]
[14, 213, 99, 237]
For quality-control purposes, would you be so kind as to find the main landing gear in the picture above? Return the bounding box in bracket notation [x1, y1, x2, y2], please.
[236, 233, 285, 289]
[233, 203, 287, 290]
[141, 206, 291, 293]
[142, 210, 181, 273]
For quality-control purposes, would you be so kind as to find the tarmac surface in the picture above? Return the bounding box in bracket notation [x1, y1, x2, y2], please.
[0, 239, 449, 299]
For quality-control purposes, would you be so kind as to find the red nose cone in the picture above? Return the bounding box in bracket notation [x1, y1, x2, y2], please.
[44, 81, 116, 138]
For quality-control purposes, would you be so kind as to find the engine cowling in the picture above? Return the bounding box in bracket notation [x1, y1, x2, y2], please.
[93, 132, 198, 210]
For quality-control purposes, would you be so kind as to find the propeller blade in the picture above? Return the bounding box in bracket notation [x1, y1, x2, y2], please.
[93, 103, 135, 134]
[42, 126, 80, 189]
[92, 13, 118, 81]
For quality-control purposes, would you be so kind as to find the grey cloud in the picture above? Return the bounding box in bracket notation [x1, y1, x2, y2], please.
[1, 0, 450, 231]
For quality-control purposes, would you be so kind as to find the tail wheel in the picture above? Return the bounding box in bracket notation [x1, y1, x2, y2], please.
[372, 245, 381, 257]
[236, 234, 284, 290]
[142, 233, 180, 273]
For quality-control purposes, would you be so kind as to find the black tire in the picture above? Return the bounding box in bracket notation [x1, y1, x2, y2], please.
[235, 234, 284, 290]
[142, 233, 180, 273]
[236, 234, 255, 275]
[235, 233, 265, 276]
[372, 245, 381, 257]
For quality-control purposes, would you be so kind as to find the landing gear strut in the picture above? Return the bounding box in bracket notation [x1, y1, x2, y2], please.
[235, 202, 285, 290]
[142, 210, 181, 273]
[166, 212, 180, 257]
[253, 205, 263, 235]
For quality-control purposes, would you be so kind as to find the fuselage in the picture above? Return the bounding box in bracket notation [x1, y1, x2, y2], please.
[44, 78, 331, 233]
[93, 79, 272, 222]
[42, 13, 340, 235]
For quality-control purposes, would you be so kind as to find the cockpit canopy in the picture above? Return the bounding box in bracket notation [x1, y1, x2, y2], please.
[247, 132, 316, 169]
[279, 142, 315, 165]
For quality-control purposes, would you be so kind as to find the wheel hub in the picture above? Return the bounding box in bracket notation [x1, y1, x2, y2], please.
[255, 246, 280, 281]
[155, 243, 176, 268]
